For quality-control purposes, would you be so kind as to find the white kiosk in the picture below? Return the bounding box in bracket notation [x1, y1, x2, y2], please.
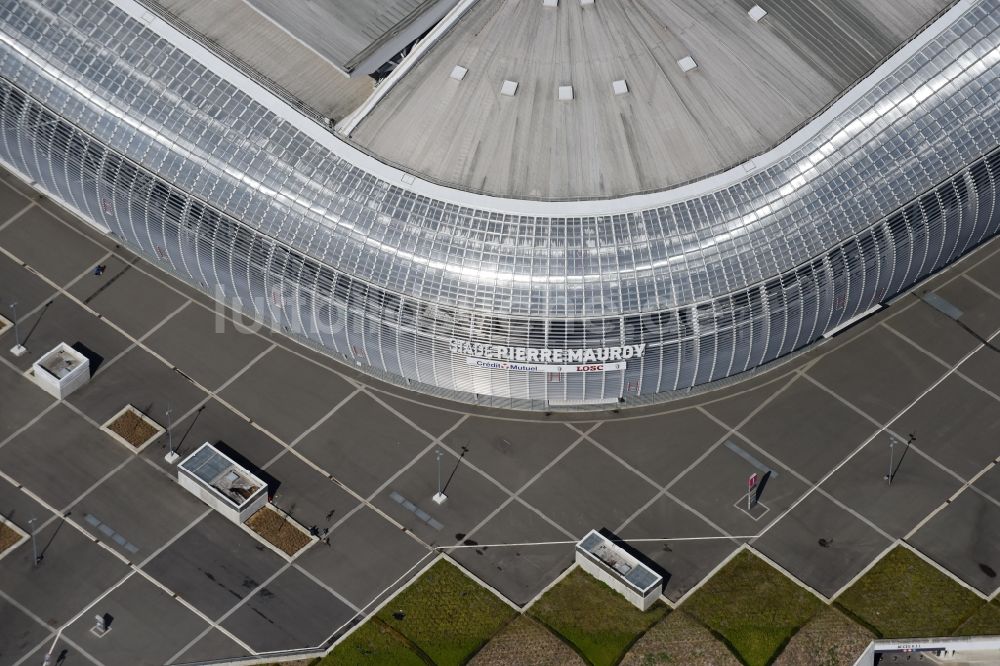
[177, 442, 268, 523]
[575, 530, 663, 611]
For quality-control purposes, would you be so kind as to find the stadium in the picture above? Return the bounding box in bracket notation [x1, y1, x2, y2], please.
[0, 0, 998, 410]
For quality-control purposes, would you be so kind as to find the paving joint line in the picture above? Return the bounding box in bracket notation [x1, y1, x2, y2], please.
[0, 199, 35, 231]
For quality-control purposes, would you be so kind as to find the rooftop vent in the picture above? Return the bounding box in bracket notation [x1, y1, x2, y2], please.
[558, 85, 574, 101]
[500, 80, 519, 96]
[450, 65, 468, 81]
[543, 0, 558, 6]
[612, 79, 628, 95]
[748, 5, 767, 22]
[677, 56, 698, 73]
[580, 0, 594, 5]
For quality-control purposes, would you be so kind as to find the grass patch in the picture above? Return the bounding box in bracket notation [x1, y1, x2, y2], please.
[680, 550, 822, 666]
[835, 547, 983, 638]
[529, 568, 668, 666]
[322, 618, 428, 665]
[952, 600, 1000, 637]
[470, 615, 584, 665]
[377, 560, 515, 666]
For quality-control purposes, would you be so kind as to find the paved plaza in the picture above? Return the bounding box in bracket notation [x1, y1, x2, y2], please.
[1, 170, 1000, 664]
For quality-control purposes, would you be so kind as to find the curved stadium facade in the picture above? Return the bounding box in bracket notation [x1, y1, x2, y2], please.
[0, 0, 998, 409]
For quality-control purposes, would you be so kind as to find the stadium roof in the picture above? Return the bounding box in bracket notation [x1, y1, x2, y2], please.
[349, 0, 951, 199]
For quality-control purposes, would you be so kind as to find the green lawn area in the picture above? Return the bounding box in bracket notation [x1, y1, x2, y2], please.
[321, 619, 428, 665]
[376, 560, 516, 666]
[680, 550, 823, 666]
[835, 547, 983, 638]
[529, 568, 668, 666]
[952, 600, 1000, 637]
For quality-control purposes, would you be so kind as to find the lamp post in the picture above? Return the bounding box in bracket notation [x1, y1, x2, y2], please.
[164, 403, 178, 463]
[28, 517, 39, 566]
[9, 301, 26, 356]
[432, 449, 447, 504]
[884, 436, 895, 486]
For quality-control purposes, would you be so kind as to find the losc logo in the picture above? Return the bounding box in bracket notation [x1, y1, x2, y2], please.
[575, 364, 606, 372]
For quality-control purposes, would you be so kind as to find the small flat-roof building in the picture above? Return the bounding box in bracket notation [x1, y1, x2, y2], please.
[576, 530, 663, 610]
[178, 443, 268, 523]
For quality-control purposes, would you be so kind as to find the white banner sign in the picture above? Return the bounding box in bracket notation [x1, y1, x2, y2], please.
[450, 339, 645, 364]
[466, 357, 626, 373]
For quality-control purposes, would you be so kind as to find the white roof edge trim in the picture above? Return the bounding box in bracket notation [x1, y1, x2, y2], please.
[110, 0, 977, 218]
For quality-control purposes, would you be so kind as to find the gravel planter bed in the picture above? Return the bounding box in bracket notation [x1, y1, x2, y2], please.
[246, 505, 311, 556]
[102, 404, 164, 451]
[772, 606, 873, 666]
[470, 615, 584, 666]
[0, 522, 24, 555]
[621, 610, 740, 666]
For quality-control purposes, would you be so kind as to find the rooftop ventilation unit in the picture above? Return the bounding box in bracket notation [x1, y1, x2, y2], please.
[581, 0, 595, 5]
[500, 80, 519, 96]
[748, 5, 767, 22]
[450, 65, 468, 81]
[543, 0, 558, 6]
[559, 85, 574, 101]
[677, 56, 698, 73]
[612, 79, 628, 95]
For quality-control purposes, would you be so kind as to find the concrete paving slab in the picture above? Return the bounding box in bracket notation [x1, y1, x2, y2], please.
[909, 489, 1000, 595]
[0, 206, 106, 285]
[965, 249, 1000, 299]
[885, 297, 978, 365]
[143, 511, 284, 620]
[373, 448, 508, 547]
[375, 392, 465, 439]
[0, 252, 54, 315]
[0, 403, 129, 510]
[0, 359, 53, 443]
[69, 345, 207, 428]
[822, 436, 963, 537]
[520, 441, 658, 537]
[892, 375, 1000, 480]
[143, 398, 284, 474]
[442, 417, 579, 491]
[64, 573, 210, 666]
[266, 454, 360, 534]
[171, 627, 247, 663]
[0, 180, 31, 222]
[0, 476, 48, 535]
[296, 506, 430, 609]
[619, 494, 738, 602]
[957, 347, 1000, 397]
[0, 518, 129, 626]
[220, 347, 354, 443]
[807, 325, 948, 423]
[669, 440, 809, 536]
[0, 598, 50, 666]
[67, 258, 188, 339]
[589, 408, 727, 487]
[70, 458, 206, 559]
[740, 376, 879, 482]
[144, 302, 272, 391]
[221, 567, 354, 652]
[295, 392, 430, 497]
[449, 501, 572, 606]
[701, 370, 798, 429]
[973, 462, 1000, 502]
[3, 294, 132, 374]
[933, 277, 1000, 344]
[753, 492, 891, 598]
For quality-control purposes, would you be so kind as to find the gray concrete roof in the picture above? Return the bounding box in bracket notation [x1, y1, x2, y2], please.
[245, 0, 461, 76]
[350, 0, 951, 199]
[152, 0, 374, 122]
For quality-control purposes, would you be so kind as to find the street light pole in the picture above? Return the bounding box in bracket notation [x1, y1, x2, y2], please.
[432, 449, 447, 504]
[9, 301, 26, 356]
[164, 403, 178, 463]
[28, 517, 39, 566]
[886, 437, 895, 486]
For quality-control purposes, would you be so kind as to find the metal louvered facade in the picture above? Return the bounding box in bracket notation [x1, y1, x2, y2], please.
[0, 0, 998, 410]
